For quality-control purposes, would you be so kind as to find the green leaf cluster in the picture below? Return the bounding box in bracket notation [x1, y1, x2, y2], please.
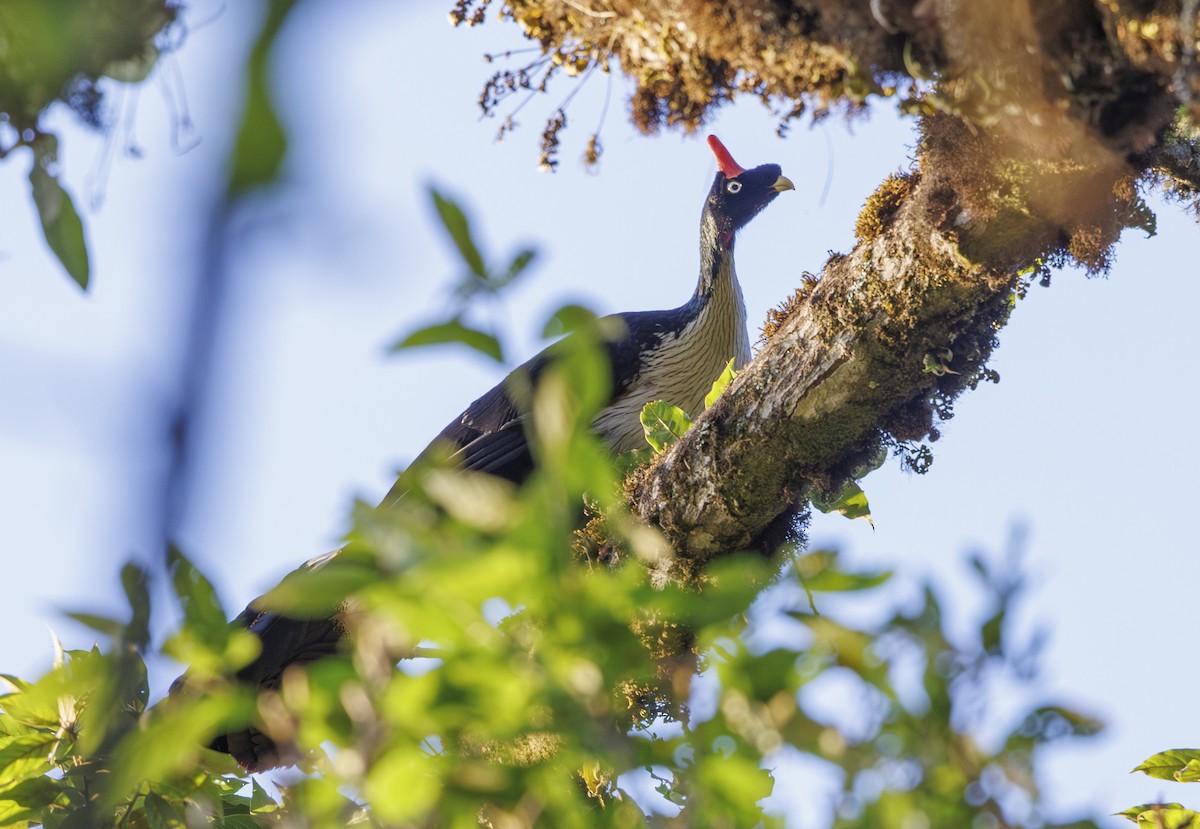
[391, 188, 540, 365]
[0, 554, 264, 828]
[1124, 749, 1200, 827]
[0, 361, 1105, 827]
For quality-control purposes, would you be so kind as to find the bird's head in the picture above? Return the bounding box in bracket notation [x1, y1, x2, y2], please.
[704, 135, 794, 249]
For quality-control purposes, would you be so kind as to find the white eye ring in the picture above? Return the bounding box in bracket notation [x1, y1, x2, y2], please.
[726, 180, 742, 194]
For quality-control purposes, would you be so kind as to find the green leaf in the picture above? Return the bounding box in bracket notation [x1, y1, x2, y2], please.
[107, 692, 256, 806]
[0, 733, 54, 787]
[62, 613, 122, 637]
[502, 248, 537, 286]
[0, 684, 60, 731]
[1134, 749, 1200, 781]
[431, 187, 487, 278]
[542, 304, 599, 339]
[251, 779, 280, 813]
[0, 776, 62, 825]
[640, 401, 693, 454]
[391, 318, 503, 362]
[258, 556, 377, 618]
[1117, 804, 1185, 824]
[811, 480, 873, 526]
[28, 159, 89, 289]
[659, 555, 775, 628]
[1136, 807, 1200, 828]
[0, 677, 31, 694]
[145, 792, 187, 829]
[228, 0, 298, 194]
[121, 561, 152, 649]
[167, 547, 228, 646]
[796, 562, 891, 593]
[704, 359, 737, 409]
[1179, 759, 1200, 783]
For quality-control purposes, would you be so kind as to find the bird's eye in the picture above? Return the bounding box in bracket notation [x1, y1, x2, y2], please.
[726, 180, 742, 194]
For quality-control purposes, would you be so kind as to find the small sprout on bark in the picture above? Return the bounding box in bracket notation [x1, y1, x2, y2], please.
[922, 348, 959, 376]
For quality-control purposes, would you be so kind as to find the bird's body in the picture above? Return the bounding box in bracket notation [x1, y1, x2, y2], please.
[191, 136, 792, 771]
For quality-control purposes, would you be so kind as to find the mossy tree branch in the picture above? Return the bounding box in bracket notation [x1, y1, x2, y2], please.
[628, 36, 1181, 571]
[454, 0, 1193, 569]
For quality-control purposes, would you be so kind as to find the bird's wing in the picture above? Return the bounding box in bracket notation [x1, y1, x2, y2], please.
[378, 361, 540, 510]
[423, 373, 535, 481]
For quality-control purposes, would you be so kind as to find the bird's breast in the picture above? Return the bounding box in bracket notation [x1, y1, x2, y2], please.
[594, 262, 750, 454]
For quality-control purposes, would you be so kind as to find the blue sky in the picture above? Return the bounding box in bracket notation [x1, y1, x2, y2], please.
[0, 2, 1197, 825]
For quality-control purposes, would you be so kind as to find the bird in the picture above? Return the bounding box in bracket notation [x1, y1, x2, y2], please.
[187, 135, 794, 771]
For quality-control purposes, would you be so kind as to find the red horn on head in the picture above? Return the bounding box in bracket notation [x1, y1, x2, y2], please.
[707, 135, 747, 178]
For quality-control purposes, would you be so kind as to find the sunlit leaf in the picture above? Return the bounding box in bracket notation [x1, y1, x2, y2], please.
[704, 359, 737, 409]
[640, 401, 693, 454]
[1117, 804, 1185, 823]
[659, 556, 774, 628]
[1135, 807, 1200, 828]
[0, 677, 31, 694]
[0, 733, 54, 787]
[693, 753, 774, 822]
[1134, 749, 1200, 781]
[811, 480, 873, 526]
[365, 745, 443, 823]
[0, 776, 62, 825]
[391, 317, 503, 363]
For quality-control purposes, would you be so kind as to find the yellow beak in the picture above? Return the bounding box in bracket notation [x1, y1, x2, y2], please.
[773, 175, 796, 193]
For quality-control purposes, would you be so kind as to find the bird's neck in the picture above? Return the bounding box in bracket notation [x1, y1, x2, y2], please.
[696, 210, 732, 299]
[687, 211, 751, 370]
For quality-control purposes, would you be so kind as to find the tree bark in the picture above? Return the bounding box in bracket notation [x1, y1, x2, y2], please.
[471, 0, 1197, 566]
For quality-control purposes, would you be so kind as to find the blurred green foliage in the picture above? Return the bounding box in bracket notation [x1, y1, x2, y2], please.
[0, 0, 178, 287]
[0, 488, 1108, 827]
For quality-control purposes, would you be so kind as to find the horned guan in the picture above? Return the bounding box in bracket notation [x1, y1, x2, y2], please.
[180, 135, 793, 771]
